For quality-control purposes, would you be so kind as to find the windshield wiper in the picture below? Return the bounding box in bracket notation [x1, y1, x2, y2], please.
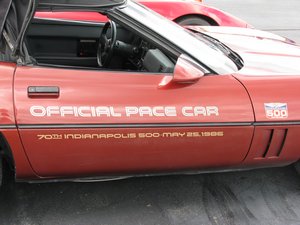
[190, 30, 244, 70]
[201, 34, 244, 69]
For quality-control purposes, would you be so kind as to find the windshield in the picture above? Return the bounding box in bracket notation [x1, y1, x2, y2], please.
[118, 0, 239, 74]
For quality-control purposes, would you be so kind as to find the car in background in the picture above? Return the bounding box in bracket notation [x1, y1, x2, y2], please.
[35, 0, 251, 27]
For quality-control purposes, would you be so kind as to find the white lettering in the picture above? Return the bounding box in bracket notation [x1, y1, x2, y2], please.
[60, 106, 74, 116]
[46, 106, 60, 116]
[96, 107, 111, 117]
[110, 106, 121, 117]
[182, 107, 193, 117]
[29, 106, 219, 117]
[153, 106, 164, 117]
[194, 106, 206, 116]
[78, 106, 91, 117]
[30, 106, 46, 117]
[139, 107, 153, 116]
[125, 107, 139, 117]
[206, 106, 219, 116]
[165, 106, 177, 117]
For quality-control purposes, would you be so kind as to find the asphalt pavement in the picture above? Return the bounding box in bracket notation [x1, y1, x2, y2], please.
[206, 0, 300, 43]
[1, 166, 300, 225]
[1, 1, 300, 225]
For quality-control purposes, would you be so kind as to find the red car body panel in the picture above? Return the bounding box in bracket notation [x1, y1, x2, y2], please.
[2, 26, 300, 180]
[1, 129, 36, 179]
[0, 63, 36, 179]
[188, 26, 300, 169]
[235, 75, 300, 122]
[234, 76, 300, 167]
[244, 125, 300, 167]
[18, 127, 253, 177]
[14, 66, 253, 178]
[0, 63, 16, 125]
[34, 1, 250, 28]
[1, 2, 300, 182]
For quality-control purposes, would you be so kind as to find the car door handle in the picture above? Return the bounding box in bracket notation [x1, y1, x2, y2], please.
[28, 86, 60, 98]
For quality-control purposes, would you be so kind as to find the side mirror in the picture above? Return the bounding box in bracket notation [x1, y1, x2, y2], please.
[159, 54, 206, 87]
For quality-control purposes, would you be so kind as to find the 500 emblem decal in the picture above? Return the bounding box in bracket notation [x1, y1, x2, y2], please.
[30, 106, 219, 117]
[264, 103, 288, 119]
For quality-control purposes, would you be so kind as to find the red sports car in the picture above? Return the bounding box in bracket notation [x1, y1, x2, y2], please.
[0, 0, 299, 186]
[35, 0, 251, 27]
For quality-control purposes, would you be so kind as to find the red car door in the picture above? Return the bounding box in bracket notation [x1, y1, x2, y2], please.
[14, 65, 254, 178]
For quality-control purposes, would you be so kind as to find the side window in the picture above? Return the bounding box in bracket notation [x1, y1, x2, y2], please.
[27, 12, 176, 73]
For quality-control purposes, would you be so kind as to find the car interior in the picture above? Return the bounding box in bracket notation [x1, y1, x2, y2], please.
[25, 16, 176, 73]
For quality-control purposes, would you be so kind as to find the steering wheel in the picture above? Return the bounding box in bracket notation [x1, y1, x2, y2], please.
[97, 20, 117, 67]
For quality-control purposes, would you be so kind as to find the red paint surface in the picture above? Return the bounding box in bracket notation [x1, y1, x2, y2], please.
[14, 66, 254, 177]
[14, 67, 254, 125]
[244, 126, 300, 166]
[0, 63, 35, 178]
[234, 75, 300, 167]
[235, 75, 300, 122]
[0, 62, 16, 125]
[19, 127, 253, 177]
[1, 130, 36, 179]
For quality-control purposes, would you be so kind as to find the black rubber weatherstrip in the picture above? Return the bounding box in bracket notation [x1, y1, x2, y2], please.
[254, 121, 300, 126]
[18, 122, 251, 129]
[2, 121, 300, 130]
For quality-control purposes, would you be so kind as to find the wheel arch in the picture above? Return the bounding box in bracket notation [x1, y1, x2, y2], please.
[174, 14, 218, 26]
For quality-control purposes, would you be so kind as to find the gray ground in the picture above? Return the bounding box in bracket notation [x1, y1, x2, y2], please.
[1, 1, 300, 225]
[1, 167, 300, 225]
[206, 0, 300, 43]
